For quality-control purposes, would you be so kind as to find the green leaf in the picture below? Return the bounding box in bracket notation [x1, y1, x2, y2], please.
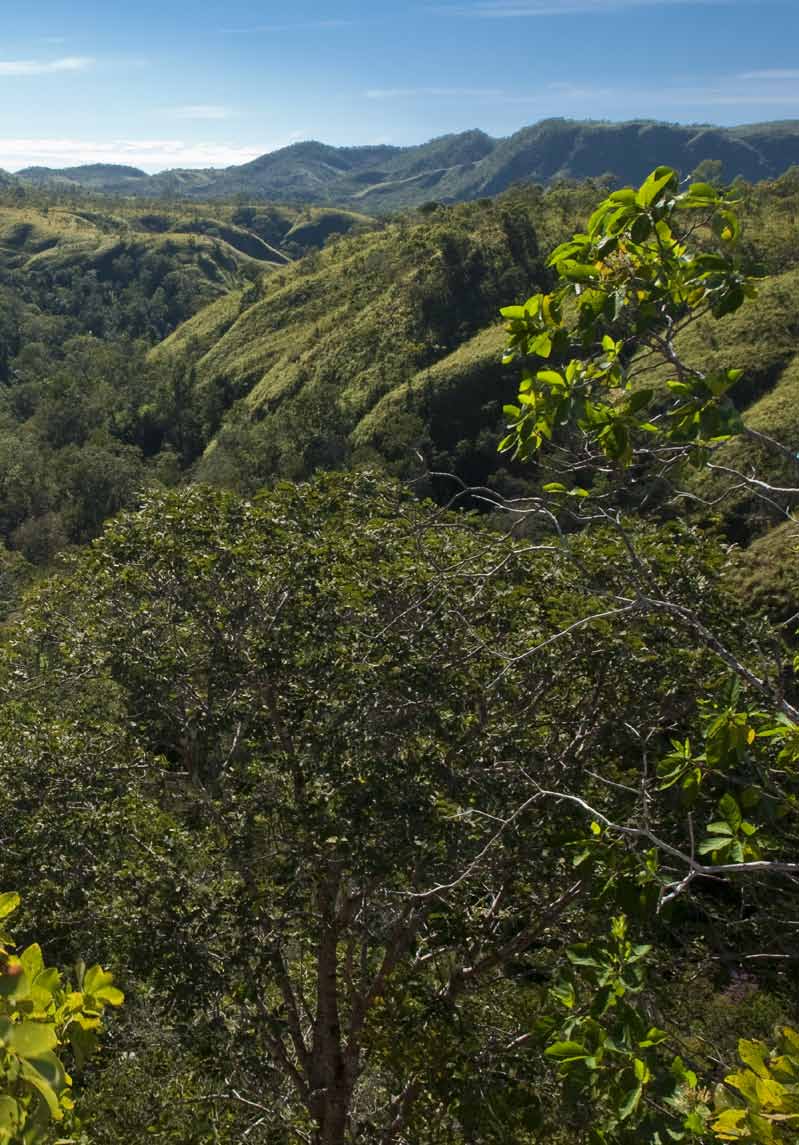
[0, 1098, 20, 1132]
[637, 167, 678, 209]
[720, 794, 743, 833]
[712, 1108, 749, 1141]
[93, 983, 124, 1006]
[551, 979, 576, 1009]
[0, 893, 20, 922]
[558, 260, 599, 282]
[738, 1039, 771, 1080]
[706, 821, 734, 836]
[19, 1058, 62, 1119]
[531, 332, 553, 358]
[619, 1083, 643, 1120]
[8, 1021, 58, 1059]
[545, 1040, 588, 1060]
[686, 182, 720, 202]
[697, 837, 728, 856]
[634, 1057, 652, 1083]
[683, 1111, 707, 1134]
[20, 944, 44, 980]
[536, 369, 565, 387]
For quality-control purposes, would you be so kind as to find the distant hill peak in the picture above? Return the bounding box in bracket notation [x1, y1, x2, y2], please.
[11, 118, 799, 210]
[18, 163, 148, 178]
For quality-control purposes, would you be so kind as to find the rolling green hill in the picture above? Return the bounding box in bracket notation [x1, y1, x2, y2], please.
[152, 187, 555, 488]
[143, 173, 799, 508]
[141, 171, 799, 624]
[2, 169, 799, 622]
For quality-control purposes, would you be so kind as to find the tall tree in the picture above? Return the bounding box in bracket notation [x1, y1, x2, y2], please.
[0, 472, 739, 1144]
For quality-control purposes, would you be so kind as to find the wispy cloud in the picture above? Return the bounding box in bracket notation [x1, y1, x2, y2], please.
[366, 71, 799, 115]
[0, 56, 94, 77]
[0, 138, 274, 174]
[738, 69, 799, 81]
[226, 18, 368, 33]
[367, 86, 506, 99]
[171, 104, 232, 120]
[366, 84, 600, 103]
[443, 0, 734, 15]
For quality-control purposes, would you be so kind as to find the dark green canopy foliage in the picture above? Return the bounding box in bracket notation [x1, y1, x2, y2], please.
[0, 470, 796, 1143]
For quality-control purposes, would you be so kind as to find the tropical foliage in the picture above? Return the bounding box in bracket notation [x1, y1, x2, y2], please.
[0, 163, 798, 1142]
[0, 893, 122, 1143]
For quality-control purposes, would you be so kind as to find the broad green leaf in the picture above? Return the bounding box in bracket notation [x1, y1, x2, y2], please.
[24, 1048, 67, 1093]
[20, 944, 44, 980]
[637, 166, 678, 209]
[618, 1083, 643, 1120]
[0, 1098, 19, 1130]
[712, 1108, 748, 1141]
[8, 1021, 58, 1059]
[536, 369, 565, 387]
[686, 181, 720, 201]
[19, 1058, 62, 1119]
[0, 894, 19, 922]
[720, 794, 743, 833]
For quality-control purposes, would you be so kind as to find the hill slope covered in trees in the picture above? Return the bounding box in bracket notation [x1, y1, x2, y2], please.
[4, 171, 799, 607]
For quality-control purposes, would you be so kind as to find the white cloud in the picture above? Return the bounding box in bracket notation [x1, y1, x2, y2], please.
[226, 18, 367, 33]
[363, 72, 799, 117]
[171, 104, 232, 120]
[738, 69, 799, 81]
[367, 86, 507, 99]
[444, 0, 733, 14]
[0, 56, 94, 76]
[0, 138, 274, 174]
[366, 84, 604, 103]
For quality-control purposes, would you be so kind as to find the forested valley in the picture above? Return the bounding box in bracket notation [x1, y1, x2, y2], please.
[0, 162, 798, 1145]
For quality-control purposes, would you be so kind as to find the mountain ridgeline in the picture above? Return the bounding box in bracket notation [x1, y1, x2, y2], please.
[10, 117, 799, 211]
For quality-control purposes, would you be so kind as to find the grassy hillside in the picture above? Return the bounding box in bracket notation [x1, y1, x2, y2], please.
[0, 194, 357, 572]
[145, 172, 799, 623]
[146, 175, 799, 504]
[153, 188, 557, 488]
[3, 170, 799, 617]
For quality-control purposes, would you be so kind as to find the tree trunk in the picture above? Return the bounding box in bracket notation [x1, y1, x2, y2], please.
[309, 863, 353, 1145]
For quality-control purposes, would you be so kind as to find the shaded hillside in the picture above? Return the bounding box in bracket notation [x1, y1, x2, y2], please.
[151, 174, 799, 502]
[13, 118, 799, 210]
[18, 163, 150, 193]
[153, 188, 555, 489]
[0, 195, 353, 569]
[631, 266, 799, 541]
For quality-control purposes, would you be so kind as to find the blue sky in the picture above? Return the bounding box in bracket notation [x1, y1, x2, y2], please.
[0, 0, 797, 171]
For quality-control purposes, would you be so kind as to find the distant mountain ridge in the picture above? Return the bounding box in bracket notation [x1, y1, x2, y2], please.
[10, 118, 799, 209]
